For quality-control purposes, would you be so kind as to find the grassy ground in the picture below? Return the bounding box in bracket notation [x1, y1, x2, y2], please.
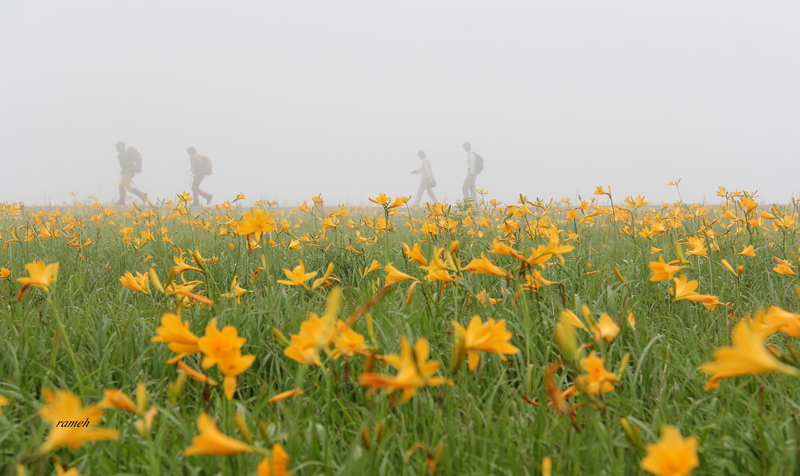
[2, 191, 800, 475]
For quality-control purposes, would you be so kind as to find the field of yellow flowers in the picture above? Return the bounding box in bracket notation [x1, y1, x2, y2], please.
[2, 187, 800, 475]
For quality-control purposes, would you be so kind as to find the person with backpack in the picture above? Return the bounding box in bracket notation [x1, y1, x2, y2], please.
[187, 146, 213, 206]
[462, 142, 483, 204]
[115, 141, 147, 205]
[411, 150, 438, 205]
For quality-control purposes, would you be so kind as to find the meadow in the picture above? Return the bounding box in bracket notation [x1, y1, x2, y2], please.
[2, 186, 800, 475]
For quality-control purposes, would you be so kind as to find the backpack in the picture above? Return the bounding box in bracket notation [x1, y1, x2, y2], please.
[127, 146, 142, 174]
[198, 155, 213, 175]
[474, 153, 484, 174]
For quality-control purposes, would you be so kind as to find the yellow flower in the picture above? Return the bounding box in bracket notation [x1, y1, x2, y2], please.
[739, 245, 756, 257]
[774, 262, 797, 276]
[402, 242, 428, 265]
[641, 426, 699, 476]
[97, 389, 137, 413]
[0, 267, 10, 278]
[257, 444, 291, 476]
[268, 389, 304, 403]
[284, 288, 341, 365]
[197, 322, 247, 370]
[574, 352, 618, 395]
[184, 413, 254, 456]
[0, 394, 8, 414]
[311, 262, 336, 290]
[669, 275, 720, 305]
[558, 309, 587, 331]
[172, 254, 203, 274]
[177, 360, 218, 386]
[683, 236, 707, 257]
[16, 260, 59, 300]
[363, 260, 381, 276]
[648, 257, 686, 282]
[55, 463, 80, 476]
[331, 321, 370, 359]
[221, 275, 250, 303]
[218, 349, 256, 400]
[359, 337, 452, 402]
[701, 319, 798, 380]
[119, 271, 150, 294]
[462, 253, 508, 277]
[38, 388, 119, 453]
[368, 193, 391, 206]
[452, 316, 519, 370]
[151, 312, 201, 363]
[234, 209, 277, 242]
[383, 262, 417, 286]
[762, 306, 800, 337]
[277, 260, 317, 289]
[590, 313, 620, 343]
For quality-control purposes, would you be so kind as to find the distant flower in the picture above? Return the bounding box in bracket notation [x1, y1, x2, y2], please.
[277, 260, 317, 289]
[0, 394, 8, 415]
[641, 426, 699, 476]
[363, 260, 381, 276]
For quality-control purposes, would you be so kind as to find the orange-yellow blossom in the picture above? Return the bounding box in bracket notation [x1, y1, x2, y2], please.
[591, 313, 620, 343]
[38, 388, 119, 453]
[574, 352, 618, 395]
[277, 260, 317, 289]
[462, 253, 509, 277]
[151, 312, 201, 363]
[383, 262, 417, 286]
[360, 337, 452, 402]
[648, 256, 686, 282]
[97, 389, 137, 413]
[184, 413, 254, 456]
[119, 271, 150, 293]
[257, 443, 291, 476]
[452, 316, 519, 370]
[641, 425, 699, 476]
[701, 319, 798, 380]
[17, 260, 59, 300]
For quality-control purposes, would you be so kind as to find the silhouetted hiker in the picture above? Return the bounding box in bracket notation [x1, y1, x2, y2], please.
[411, 150, 438, 204]
[187, 147, 213, 206]
[462, 141, 478, 204]
[115, 141, 147, 205]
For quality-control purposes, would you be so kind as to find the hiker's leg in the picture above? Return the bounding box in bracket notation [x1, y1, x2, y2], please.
[426, 186, 438, 203]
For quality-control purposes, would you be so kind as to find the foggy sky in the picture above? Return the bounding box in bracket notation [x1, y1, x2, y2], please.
[1, 1, 799, 207]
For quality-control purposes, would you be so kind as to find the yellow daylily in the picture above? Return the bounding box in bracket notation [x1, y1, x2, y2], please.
[38, 388, 119, 453]
[184, 413, 254, 456]
[452, 316, 519, 370]
[641, 426, 699, 476]
[17, 260, 59, 300]
[277, 260, 317, 289]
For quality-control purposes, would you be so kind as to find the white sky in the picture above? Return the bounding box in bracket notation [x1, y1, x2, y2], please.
[1, 1, 798, 207]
